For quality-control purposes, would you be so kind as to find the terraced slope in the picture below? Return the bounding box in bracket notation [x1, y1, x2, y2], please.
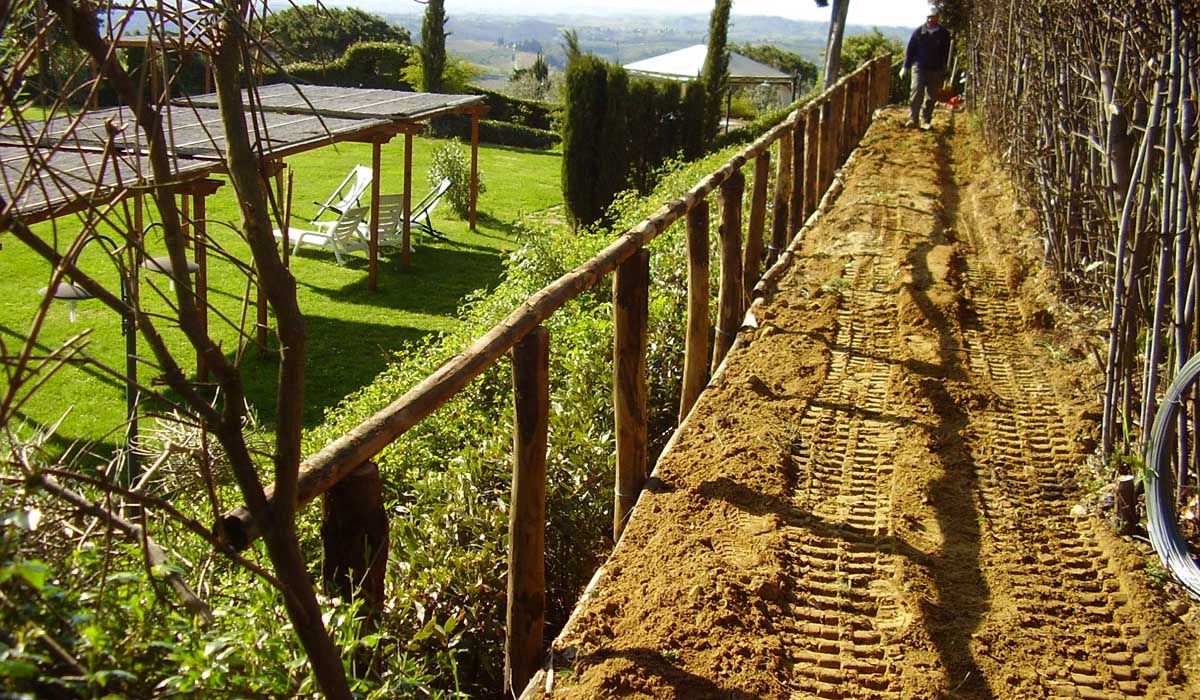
[528, 108, 1200, 700]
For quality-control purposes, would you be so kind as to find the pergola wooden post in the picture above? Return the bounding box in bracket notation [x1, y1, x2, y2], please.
[402, 131, 414, 267]
[180, 178, 223, 381]
[343, 125, 404, 284]
[369, 141, 383, 289]
[462, 104, 490, 232]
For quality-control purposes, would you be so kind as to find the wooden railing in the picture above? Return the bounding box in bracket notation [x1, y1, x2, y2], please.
[216, 56, 893, 695]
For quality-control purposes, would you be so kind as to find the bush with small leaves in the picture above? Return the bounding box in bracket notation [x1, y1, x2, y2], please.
[428, 140, 486, 219]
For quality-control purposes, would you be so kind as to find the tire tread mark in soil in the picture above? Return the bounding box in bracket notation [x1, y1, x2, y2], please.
[785, 242, 907, 699]
[955, 132, 1166, 699]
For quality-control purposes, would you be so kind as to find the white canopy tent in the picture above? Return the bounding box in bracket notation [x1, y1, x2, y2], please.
[623, 44, 794, 88]
[623, 45, 797, 127]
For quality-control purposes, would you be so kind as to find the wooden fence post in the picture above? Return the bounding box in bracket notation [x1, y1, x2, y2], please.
[712, 171, 745, 374]
[321, 461, 388, 614]
[804, 105, 821, 219]
[614, 249, 650, 541]
[789, 113, 805, 236]
[680, 201, 710, 424]
[505, 326, 549, 697]
[768, 129, 792, 265]
[743, 151, 769, 304]
[843, 76, 857, 152]
[877, 57, 892, 110]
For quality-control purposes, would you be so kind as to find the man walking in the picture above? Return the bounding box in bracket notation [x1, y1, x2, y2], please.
[901, 12, 952, 130]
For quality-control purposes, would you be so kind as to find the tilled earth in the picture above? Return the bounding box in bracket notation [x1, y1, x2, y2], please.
[529, 108, 1200, 699]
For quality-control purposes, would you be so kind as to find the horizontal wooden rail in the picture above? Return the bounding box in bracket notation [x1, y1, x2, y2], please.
[216, 57, 890, 552]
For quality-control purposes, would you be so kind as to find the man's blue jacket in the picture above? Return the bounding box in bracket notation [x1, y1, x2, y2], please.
[905, 24, 952, 72]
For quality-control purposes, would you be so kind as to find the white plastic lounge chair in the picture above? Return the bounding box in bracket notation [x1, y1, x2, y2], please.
[273, 206, 369, 265]
[411, 177, 452, 240]
[372, 178, 453, 249]
[311, 165, 373, 222]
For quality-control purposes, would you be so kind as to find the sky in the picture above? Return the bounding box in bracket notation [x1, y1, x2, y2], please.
[348, 1, 936, 29]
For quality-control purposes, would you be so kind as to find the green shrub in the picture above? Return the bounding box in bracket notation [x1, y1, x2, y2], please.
[431, 115, 559, 150]
[304, 141, 744, 695]
[270, 41, 415, 91]
[428, 140, 486, 218]
[713, 96, 804, 151]
[475, 89, 557, 131]
[562, 54, 630, 226]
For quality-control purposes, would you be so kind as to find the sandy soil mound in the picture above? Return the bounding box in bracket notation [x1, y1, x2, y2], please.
[529, 108, 1200, 700]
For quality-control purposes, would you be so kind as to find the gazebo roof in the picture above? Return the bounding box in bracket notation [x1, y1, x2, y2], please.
[0, 87, 485, 223]
[623, 45, 793, 85]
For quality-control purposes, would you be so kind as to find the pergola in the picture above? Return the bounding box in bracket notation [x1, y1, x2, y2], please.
[1, 85, 488, 374]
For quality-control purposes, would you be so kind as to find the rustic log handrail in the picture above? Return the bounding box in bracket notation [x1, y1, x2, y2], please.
[217, 55, 889, 548]
[217, 54, 891, 695]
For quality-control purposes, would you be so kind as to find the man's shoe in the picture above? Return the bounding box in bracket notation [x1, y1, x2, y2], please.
[904, 119, 916, 128]
[920, 121, 933, 131]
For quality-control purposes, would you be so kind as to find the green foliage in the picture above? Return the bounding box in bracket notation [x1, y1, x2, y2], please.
[681, 81, 708, 161]
[624, 79, 706, 195]
[701, 0, 733, 142]
[421, 0, 448, 94]
[562, 53, 629, 226]
[474, 89, 557, 131]
[732, 43, 819, 92]
[510, 53, 552, 101]
[840, 29, 902, 75]
[306, 141, 747, 693]
[264, 6, 410, 64]
[1, 3, 91, 107]
[713, 96, 805, 151]
[403, 52, 482, 94]
[428, 141, 487, 219]
[274, 41, 415, 91]
[433, 116, 560, 150]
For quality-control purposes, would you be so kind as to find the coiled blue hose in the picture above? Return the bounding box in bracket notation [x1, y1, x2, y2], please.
[1144, 352, 1200, 600]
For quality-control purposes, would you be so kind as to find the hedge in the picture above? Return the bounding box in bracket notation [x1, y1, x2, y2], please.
[431, 115, 559, 150]
[265, 41, 414, 91]
[473, 88, 557, 131]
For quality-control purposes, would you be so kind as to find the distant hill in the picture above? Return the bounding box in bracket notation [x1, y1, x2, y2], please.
[382, 11, 908, 82]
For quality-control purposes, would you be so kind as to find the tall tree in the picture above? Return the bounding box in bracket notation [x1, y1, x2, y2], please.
[420, 0, 448, 93]
[264, 6, 409, 63]
[817, 0, 851, 89]
[701, 0, 733, 142]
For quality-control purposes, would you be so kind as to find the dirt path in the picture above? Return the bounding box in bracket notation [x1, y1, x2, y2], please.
[533, 108, 1200, 699]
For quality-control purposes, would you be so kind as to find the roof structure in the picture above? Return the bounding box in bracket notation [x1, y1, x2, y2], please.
[623, 45, 793, 85]
[0, 87, 485, 224]
[0, 143, 213, 221]
[183, 84, 486, 122]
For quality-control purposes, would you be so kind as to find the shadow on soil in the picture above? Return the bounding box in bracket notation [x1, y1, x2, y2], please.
[576, 647, 760, 700]
[897, 112, 994, 699]
[697, 112, 996, 698]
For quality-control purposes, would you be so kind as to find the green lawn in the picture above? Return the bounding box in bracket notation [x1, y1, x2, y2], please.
[2, 136, 562, 453]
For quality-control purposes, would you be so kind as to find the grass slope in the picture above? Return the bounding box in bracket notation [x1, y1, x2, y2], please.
[1, 136, 562, 453]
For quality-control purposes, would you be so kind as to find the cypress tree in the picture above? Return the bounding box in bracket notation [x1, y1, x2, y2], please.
[597, 64, 630, 213]
[659, 80, 683, 164]
[562, 53, 608, 226]
[420, 0, 447, 93]
[681, 80, 707, 160]
[701, 0, 732, 142]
